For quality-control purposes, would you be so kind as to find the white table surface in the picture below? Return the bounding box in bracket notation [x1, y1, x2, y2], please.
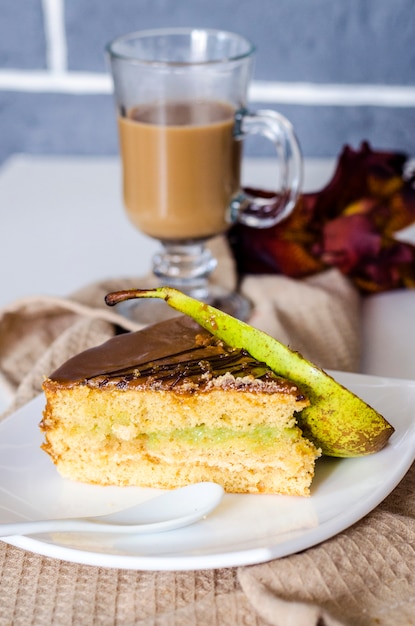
[1, 154, 414, 413]
[0, 155, 338, 304]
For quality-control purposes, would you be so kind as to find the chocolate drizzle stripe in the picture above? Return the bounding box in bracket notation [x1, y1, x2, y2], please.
[87, 350, 285, 391]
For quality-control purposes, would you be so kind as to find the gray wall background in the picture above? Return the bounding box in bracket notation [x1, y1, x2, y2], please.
[1, 0, 415, 166]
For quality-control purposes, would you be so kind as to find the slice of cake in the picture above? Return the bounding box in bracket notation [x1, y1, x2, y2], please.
[41, 316, 321, 495]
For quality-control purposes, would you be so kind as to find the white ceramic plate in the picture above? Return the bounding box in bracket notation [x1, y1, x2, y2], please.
[1, 371, 414, 571]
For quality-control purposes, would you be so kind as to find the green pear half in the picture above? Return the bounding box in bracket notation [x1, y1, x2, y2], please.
[105, 287, 394, 457]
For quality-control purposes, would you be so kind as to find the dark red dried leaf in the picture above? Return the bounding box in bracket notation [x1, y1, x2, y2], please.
[229, 142, 415, 293]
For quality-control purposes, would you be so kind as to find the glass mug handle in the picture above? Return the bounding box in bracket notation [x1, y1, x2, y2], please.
[231, 108, 303, 228]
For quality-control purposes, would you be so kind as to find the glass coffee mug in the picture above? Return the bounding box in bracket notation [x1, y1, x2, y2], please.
[106, 28, 302, 320]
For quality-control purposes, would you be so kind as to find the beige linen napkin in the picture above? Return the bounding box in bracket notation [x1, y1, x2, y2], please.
[1, 240, 412, 626]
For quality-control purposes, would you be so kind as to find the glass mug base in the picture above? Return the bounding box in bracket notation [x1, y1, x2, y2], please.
[114, 283, 253, 324]
[112, 238, 253, 323]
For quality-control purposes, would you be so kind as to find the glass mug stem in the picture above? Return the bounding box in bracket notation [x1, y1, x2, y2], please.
[152, 241, 217, 302]
[152, 239, 252, 320]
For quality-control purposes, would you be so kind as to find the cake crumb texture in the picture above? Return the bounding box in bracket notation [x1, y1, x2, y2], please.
[41, 381, 320, 496]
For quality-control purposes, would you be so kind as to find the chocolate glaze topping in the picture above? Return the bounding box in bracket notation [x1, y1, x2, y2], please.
[50, 317, 208, 382]
[49, 315, 305, 397]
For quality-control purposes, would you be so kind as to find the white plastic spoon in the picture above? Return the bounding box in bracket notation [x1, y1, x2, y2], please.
[0, 482, 224, 537]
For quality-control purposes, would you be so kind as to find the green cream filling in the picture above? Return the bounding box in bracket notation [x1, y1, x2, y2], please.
[67, 418, 305, 450]
[145, 425, 301, 449]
